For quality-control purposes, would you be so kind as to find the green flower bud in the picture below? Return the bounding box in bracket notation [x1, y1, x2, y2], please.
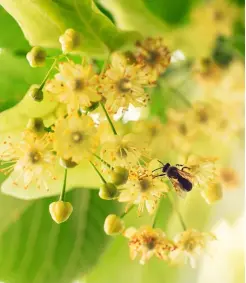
[26, 46, 46, 67]
[26, 118, 45, 133]
[60, 157, 78, 169]
[110, 166, 129, 186]
[59, 28, 82, 53]
[99, 183, 118, 200]
[201, 183, 223, 204]
[49, 200, 73, 224]
[104, 214, 125, 235]
[28, 85, 43, 102]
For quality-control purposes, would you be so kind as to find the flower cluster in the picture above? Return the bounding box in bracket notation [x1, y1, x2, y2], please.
[0, 20, 241, 268]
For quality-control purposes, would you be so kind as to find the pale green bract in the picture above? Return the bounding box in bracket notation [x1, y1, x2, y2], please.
[0, 0, 141, 57]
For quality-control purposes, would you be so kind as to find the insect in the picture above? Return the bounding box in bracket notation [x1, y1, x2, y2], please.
[153, 161, 193, 197]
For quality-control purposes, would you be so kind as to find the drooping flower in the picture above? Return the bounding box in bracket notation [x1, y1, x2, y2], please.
[99, 53, 152, 114]
[53, 114, 98, 163]
[100, 133, 150, 168]
[187, 156, 218, 188]
[124, 226, 176, 264]
[170, 229, 216, 268]
[118, 162, 169, 215]
[45, 61, 101, 113]
[0, 131, 56, 190]
[136, 37, 171, 79]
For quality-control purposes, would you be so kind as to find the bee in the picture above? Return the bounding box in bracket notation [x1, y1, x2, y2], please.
[153, 161, 193, 197]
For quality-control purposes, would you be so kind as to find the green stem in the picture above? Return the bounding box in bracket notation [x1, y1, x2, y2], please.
[167, 193, 187, 231]
[93, 153, 112, 169]
[152, 197, 162, 228]
[59, 168, 68, 201]
[120, 205, 134, 219]
[100, 102, 118, 135]
[39, 57, 58, 90]
[90, 161, 107, 184]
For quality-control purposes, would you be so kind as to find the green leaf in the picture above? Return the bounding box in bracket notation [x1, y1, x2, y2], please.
[0, 0, 140, 57]
[0, 50, 56, 112]
[0, 188, 118, 283]
[143, 0, 195, 25]
[0, 6, 29, 51]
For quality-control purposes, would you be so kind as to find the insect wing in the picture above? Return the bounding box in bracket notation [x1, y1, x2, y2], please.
[169, 178, 187, 198]
[177, 169, 194, 183]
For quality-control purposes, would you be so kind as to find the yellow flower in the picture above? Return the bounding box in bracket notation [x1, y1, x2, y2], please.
[118, 162, 169, 215]
[100, 133, 150, 168]
[187, 156, 218, 188]
[0, 131, 56, 190]
[124, 226, 176, 264]
[170, 229, 216, 268]
[45, 61, 101, 113]
[219, 167, 239, 190]
[53, 114, 98, 163]
[136, 37, 171, 79]
[99, 53, 151, 114]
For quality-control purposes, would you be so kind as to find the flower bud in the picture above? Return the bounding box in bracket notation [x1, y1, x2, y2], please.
[60, 157, 78, 168]
[110, 166, 129, 186]
[28, 85, 43, 102]
[201, 183, 223, 204]
[59, 28, 82, 53]
[26, 46, 46, 67]
[26, 118, 45, 133]
[104, 214, 125, 235]
[99, 183, 118, 200]
[49, 201, 73, 224]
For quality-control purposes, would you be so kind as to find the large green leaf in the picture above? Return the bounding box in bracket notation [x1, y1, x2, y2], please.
[0, 188, 118, 283]
[0, 0, 140, 57]
[0, 6, 29, 51]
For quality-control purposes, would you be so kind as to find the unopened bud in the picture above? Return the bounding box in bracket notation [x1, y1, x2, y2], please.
[99, 183, 118, 200]
[49, 200, 73, 224]
[26, 118, 44, 133]
[104, 214, 125, 235]
[60, 157, 78, 168]
[28, 85, 43, 102]
[201, 183, 223, 204]
[26, 46, 46, 67]
[59, 28, 82, 53]
[110, 166, 129, 186]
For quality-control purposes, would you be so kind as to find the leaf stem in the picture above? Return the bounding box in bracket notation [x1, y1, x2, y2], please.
[93, 153, 112, 169]
[167, 192, 187, 231]
[152, 197, 162, 228]
[120, 205, 134, 219]
[59, 168, 68, 201]
[39, 57, 59, 90]
[90, 161, 107, 184]
[100, 102, 118, 135]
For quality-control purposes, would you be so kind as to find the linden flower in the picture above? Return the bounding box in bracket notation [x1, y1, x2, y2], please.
[53, 114, 98, 163]
[0, 131, 56, 190]
[136, 37, 171, 79]
[124, 226, 176, 265]
[118, 163, 169, 215]
[170, 229, 216, 268]
[187, 156, 217, 187]
[219, 167, 239, 190]
[45, 61, 101, 113]
[99, 53, 151, 114]
[100, 133, 150, 168]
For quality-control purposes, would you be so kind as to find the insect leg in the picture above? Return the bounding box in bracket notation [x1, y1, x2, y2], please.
[153, 173, 166, 179]
[181, 166, 191, 171]
[152, 166, 164, 173]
